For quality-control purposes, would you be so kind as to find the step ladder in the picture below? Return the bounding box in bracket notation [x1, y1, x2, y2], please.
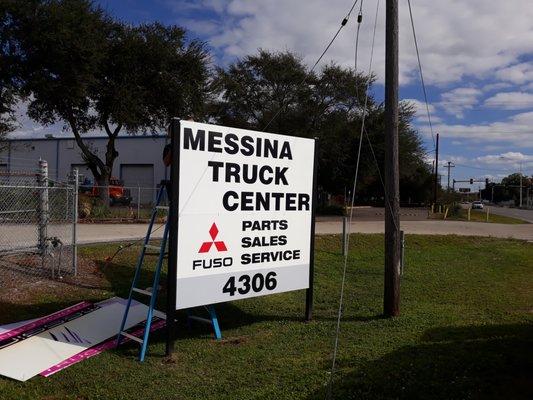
[117, 184, 222, 362]
[116, 185, 169, 362]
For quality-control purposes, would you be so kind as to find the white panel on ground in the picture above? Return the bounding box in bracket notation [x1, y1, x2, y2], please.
[0, 302, 148, 381]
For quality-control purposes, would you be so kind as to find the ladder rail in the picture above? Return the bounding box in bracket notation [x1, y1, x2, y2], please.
[139, 219, 170, 361]
[117, 185, 166, 348]
[116, 182, 223, 361]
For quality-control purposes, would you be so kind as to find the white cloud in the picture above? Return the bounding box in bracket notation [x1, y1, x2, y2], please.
[418, 111, 533, 147]
[474, 151, 533, 164]
[484, 91, 533, 110]
[403, 98, 442, 123]
[437, 87, 482, 118]
[473, 152, 533, 173]
[404, 98, 435, 114]
[482, 82, 513, 92]
[176, 0, 533, 86]
[495, 62, 533, 85]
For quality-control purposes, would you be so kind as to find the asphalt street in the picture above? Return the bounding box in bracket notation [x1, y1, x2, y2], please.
[73, 218, 533, 245]
[486, 206, 533, 223]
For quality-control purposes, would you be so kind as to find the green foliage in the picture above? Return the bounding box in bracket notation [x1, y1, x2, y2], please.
[448, 203, 462, 217]
[89, 203, 111, 219]
[210, 50, 433, 204]
[4, 5, 433, 204]
[0, 0, 23, 138]
[2, 0, 210, 187]
[483, 173, 532, 206]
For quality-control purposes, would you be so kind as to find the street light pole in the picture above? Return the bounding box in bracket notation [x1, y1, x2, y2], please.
[446, 161, 455, 192]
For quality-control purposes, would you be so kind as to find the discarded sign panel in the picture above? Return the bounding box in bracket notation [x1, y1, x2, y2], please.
[0, 302, 148, 381]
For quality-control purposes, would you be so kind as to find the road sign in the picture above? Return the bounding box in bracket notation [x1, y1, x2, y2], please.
[170, 120, 316, 310]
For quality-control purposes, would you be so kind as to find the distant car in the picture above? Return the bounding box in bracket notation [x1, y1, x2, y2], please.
[471, 201, 484, 210]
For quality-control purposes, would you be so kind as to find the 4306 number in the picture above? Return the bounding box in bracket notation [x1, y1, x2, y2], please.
[222, 272, 277, 296]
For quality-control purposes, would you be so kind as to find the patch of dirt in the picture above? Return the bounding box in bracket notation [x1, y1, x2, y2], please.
[218, 336, 250, 346]
[0, 254, 111, 305]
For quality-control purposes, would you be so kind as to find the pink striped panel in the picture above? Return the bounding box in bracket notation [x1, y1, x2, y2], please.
[0, 301, 92, 342]
[40, 319, 166, 377]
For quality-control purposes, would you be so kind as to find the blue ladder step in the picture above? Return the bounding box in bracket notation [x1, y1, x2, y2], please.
[120, 331, 144, 344]
[132, 288, 153, 296]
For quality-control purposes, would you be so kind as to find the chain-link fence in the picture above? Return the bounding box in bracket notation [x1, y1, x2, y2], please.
[0, 160, 77, 286]
[78, 184, 168, 221]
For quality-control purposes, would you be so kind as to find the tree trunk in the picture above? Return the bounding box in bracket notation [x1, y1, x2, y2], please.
[96, 172, 110, 205]
[65, 113, 123, 208]
[67, 113, 112, 206]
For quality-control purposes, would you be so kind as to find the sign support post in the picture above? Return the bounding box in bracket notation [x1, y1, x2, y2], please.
[305, 139, 318, 321]
[166, 118, 180, 357]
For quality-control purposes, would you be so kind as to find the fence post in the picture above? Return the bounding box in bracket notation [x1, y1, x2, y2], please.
[37, 159, 49, 257]
[342, 216, 348, 256]
[400, 230, 405, 275]
[137, 184, 141, 219]
[72, 168, 78, 275]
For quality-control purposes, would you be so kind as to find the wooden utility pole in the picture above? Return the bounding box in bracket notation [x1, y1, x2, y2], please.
[433, 133, 439, 204]
[384, 0, 401, 317]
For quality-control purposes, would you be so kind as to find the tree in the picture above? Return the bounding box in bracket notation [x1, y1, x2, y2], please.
[6, 0, 210, 201]
[501, 173, 532, 206]
[0, 0, 23, 142]
[210, 50, 433, 205]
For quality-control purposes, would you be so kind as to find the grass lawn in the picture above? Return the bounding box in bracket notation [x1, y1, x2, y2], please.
[446, 209, 527, 224]
[0, 234, 532, 400]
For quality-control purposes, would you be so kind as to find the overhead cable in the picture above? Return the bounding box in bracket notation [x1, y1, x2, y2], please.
[262, 0, 360, 131]
[407, 0, 436, 150]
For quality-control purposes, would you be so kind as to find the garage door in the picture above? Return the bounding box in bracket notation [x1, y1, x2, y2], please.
[121, 164, 154, 205]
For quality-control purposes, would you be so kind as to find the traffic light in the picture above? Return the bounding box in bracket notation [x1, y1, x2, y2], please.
[469, 178, 473, 184]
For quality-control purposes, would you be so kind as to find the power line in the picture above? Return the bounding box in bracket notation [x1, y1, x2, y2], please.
[326, 1, 380, 398]
[262, 0, 360, 131]
[407, 0, 435, 150]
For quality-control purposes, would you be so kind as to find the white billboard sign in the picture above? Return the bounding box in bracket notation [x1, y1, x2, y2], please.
[173, 121, 315, 309]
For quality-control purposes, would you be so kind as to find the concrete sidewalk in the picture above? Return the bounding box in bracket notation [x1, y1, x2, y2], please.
[77, 219, 533, 245]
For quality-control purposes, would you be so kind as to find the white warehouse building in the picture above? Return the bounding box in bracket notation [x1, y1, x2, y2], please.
[1, 135, 170, 204]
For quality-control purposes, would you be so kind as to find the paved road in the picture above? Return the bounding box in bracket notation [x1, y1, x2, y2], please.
[316, 219, 533, 241]
[486, 206, 533, 223]
[75, 219, 533, 244]
[345, 207, 428, 221]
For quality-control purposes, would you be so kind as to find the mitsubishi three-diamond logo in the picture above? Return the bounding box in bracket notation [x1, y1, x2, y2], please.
[198, 223, 228, 253]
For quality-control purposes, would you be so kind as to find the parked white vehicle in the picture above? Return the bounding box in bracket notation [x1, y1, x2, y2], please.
[472, 201, 484, 210]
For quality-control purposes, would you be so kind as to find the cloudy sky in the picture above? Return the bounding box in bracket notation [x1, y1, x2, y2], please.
[12, 0, 533, 185]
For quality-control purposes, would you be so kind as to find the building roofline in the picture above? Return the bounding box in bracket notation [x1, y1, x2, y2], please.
[6, 134, 168, 142]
